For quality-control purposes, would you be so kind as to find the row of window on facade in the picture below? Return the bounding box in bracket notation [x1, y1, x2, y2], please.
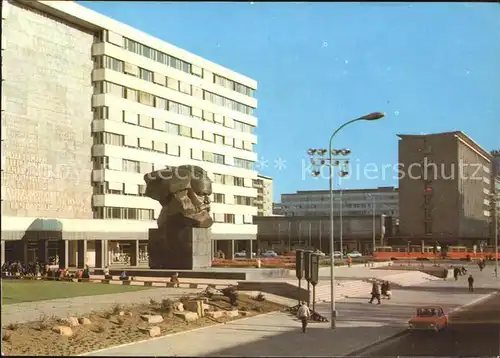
[91, 147, 253, 171]
[93, 121, 253, 153]
[93, 157, 255, 186]
[93, 56, 253, 116]
[94, 33, 255, 98]
[92, 206, 253, 224]
[213, 193, 254, 206]
[92, 206, 155, 220]
[94, 93, 254, 135]
[286, 210, 397, 216]
[92, 181, 254, 207]
[282, 195, 398, 204]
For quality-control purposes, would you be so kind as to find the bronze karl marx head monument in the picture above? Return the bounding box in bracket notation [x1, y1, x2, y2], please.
[143, 165, 214, 229]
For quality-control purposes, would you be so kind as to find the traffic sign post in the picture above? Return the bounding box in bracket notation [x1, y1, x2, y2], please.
[310, 253, 320, 312]
[304, 250, 312, 306]
[295, 250, 304, 305]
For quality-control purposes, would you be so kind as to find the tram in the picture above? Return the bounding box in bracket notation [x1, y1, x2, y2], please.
[374, 245, 500, 260]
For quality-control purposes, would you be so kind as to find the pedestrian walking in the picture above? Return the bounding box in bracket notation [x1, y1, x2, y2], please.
[369, 281, 381, 304]
[347, 256, 353, 268]
[443, 268, 448, 281]
[296, 301, 311, 333]
[453, 267, 459, 281]
[468, 274, 474, 292]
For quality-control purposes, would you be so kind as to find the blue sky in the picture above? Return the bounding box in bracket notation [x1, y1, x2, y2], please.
[82, 1, 500, 202]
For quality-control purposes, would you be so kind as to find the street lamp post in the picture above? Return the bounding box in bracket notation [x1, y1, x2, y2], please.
[340, 189, 343, 255]
[490, 193, 499, 277]
[367, 194, 376, 254]
[307, 111, 385, 329]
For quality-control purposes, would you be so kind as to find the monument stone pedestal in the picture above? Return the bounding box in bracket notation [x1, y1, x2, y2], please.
[148, 227, 212, 270]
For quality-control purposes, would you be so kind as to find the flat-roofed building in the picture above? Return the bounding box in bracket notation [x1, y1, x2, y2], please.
[1, 0, 259, 267]
[279, 187, 399, 218]
[253, 174, 273, 216]
[397, 131, 493, 246]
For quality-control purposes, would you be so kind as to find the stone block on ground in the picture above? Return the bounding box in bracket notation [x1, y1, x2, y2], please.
[173, 302, 184, 312]
[141, 314, 164, 324]
[205, 286, 219, 297]
[60, 317, 79, 327]
[224, 310, 239, 318]
[52, 326, 73, 336]
[78, 317, 91, 325]
[185, 300, 205, 317]
[148, 326, 161, 337]
[206, 311, 224, 319]
[174, 311, 199, 322]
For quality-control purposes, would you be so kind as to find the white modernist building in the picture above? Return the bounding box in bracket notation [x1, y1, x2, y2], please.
[1, 0, 259, 267]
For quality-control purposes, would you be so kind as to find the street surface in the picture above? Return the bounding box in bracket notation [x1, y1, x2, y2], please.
[358, 292, 500, 356]
[84, 288, 490, 356]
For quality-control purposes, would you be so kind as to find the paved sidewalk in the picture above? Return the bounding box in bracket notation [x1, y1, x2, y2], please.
[84, 287, 490, 357]
[1, 287, 198, 326]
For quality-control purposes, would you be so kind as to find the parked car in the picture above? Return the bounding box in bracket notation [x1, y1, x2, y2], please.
[333, 251, 343, 259]
[347, 251, 362, 258]
[234, 250, 255, 258]
[408, 306, 448, 331]
[261, 250, 279, 258]
[314, 250, 326, 256]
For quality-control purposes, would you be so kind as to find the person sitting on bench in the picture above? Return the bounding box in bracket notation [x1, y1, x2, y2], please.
[82, 265, 90, 279]
[103, 266, 112, 280]
[119, 271, 129, 281]
[170, 272, 180, 288]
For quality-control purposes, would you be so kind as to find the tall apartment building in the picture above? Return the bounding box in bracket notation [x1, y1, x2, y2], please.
[253, 174, 273, 216]
[279, 187, 399, 217]
[397, 131, 493, 246]
[1, 0, 258, 267]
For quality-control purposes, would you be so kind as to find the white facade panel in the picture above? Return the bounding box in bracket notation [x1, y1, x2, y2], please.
[124, 110, 138, 125]
[153, 72, 166, 85]
[124, 135, 137, 147]
[108, 156, 123, 171]
[139, 114, 153, 128]
[124, 62, 139, 76]
[243, 178, 253, 187]
[152, 117, 164, 130]
[191, 148, 202, 160]
[109, 107, 122, 122]
[108, 181, 123, 190]
[107, 31, 123, 46]
[124, 183, 138, 194]
[95, 194, 158, 210]
[139, 137, 153, 149]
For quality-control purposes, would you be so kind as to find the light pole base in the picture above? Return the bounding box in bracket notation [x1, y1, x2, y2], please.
[330, 310, 337, 329]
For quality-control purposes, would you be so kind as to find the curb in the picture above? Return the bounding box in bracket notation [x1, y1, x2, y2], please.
[343, 291, 498, 357]
[2, 276, 230, 290]
[78, 311, 281, 356]
[448, 291, 498, 316]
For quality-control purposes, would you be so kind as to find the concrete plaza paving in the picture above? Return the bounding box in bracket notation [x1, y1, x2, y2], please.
[84, 282, 494, 357]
